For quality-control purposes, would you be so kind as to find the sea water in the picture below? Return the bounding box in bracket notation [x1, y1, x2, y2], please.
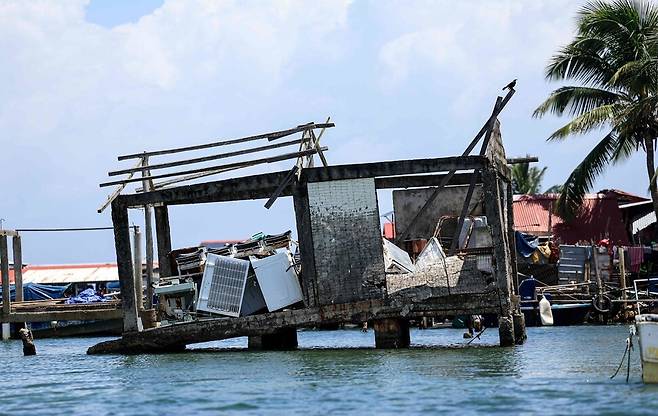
[0, 325, 656, 415]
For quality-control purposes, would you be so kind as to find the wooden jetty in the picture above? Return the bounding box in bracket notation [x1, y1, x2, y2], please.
[0, 229, 122, 339]
[89, 89, 526, 354]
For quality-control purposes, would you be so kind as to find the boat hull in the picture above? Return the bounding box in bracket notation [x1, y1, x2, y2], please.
[521, 303, 591, 327]
[636, 314, 658, 384]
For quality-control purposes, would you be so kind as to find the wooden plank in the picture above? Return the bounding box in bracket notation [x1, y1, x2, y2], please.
[118, 123, 334, 160]
[100, 147, 327, 188]
[0, 235, 9, 315]
[12, 235, 23, 303]
[0, 230, 18, 237]
[264, 166, 299, 209]
[111, 201, 139, 332]
[374, 172, 479, 189]
[507, 156, 538, 164]
[109, 138, 305, 177]
[1, 309, 122, 323]
[98, 158, 144, 213]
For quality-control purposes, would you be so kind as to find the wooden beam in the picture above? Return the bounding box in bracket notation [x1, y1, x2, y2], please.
[154, 206, 172, 278]
[98, 158, 144, 213]
[506, 156, 538, 164]
[101, 147, 327, 188]
[109, 138, 305, 176]
[0, 235, 9, 315]
[118, 122, 334, 160]
[1, 309, 122, 323]
[12, 235, 23, 303]
[374, 172, 479, 189]
[111, 201, 140, 332]
[264, 166, 299, 209]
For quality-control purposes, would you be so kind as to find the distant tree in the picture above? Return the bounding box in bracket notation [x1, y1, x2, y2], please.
[534, 0, 658, 220]
[511, 158, 547, 194]
[545, 184, 565, 194]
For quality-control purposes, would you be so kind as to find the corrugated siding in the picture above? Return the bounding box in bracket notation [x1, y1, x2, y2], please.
[22, 264, 119, 284]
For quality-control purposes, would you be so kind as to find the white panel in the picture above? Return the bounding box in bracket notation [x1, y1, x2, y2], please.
[250, 252, 303, 311]
[197, 254, 250, 317]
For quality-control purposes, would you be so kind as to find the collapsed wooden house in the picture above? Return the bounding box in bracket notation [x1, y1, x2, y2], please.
[89, 90, 526, 354]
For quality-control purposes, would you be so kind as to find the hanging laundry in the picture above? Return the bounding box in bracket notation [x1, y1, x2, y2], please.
[628, 246, 644, 273]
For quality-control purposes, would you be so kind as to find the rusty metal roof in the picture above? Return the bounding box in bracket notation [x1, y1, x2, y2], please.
[21, 263, 120, 284]
[513, 193, 629, 245]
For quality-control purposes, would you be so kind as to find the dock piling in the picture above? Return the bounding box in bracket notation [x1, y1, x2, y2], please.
[373, 318, 410, 349]
[248, 327, 298, 350]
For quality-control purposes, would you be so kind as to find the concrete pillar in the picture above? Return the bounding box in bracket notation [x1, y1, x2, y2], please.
[154, 205, 172, 278]
[513, 312, 526, 345]
[498, 315, 515, 347]
[248, 327, 298, 350]
[111, 200, 141, 333]
[1, 323, 9, 340]
[133, 226, 143, 311]
[12, 235, 23, 302]
[374, 318, 410, 349]
[1, 235, 10, 316]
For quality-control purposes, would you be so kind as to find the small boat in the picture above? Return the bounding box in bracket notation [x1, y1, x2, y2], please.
[519, 277, 591, 326]
[635, 314, 658, 383]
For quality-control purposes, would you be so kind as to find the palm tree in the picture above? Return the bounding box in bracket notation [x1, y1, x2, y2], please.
[511, 158, 547, 194]
[534, 0, 658, 219]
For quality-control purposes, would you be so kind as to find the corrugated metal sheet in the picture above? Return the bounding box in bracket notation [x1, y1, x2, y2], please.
[513, 193, 630, 244]
[633, 211, 656, 234]
[21, 264, 119, 284]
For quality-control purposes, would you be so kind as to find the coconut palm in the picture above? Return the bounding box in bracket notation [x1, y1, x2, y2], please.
[534, 0, 658, 219]
[511, 158, 547, 194]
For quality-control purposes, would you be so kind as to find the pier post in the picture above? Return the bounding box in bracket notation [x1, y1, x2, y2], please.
[248, 327, 298, 350]
[133, 226, 143, 311]
[154, 205, 172, 278]
[12, 235, 23, 303]
[482, 167, 515, 347]
[1, 235, 10, 316]
[373, 318, 410, 349]
[111, 200, 141, 333]
[512, 312, 526, 345]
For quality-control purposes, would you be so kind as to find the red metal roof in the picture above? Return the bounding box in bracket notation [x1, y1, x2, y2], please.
[513, 193, 630, 245]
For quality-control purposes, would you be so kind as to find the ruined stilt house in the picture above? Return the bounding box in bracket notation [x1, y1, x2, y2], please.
[89, 92, 525, 354]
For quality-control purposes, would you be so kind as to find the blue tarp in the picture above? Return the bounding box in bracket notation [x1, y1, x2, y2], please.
[66, 288, 107, 304]
[0, 282, 69, 301]
[515, 231, 539, 258]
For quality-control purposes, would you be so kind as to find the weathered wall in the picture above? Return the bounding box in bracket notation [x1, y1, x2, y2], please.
[307, 178, 385, 305]
[393, 185, 484, 240]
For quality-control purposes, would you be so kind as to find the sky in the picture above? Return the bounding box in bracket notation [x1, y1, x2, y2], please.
[0, 0, 649, 264]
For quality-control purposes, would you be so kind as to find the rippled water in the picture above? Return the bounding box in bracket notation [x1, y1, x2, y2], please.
[1, 325, 656, 415]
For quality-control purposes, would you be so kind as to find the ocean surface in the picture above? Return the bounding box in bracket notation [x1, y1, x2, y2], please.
[0, 325, 656, 415]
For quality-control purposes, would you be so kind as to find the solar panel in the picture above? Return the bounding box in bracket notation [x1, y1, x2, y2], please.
[197, 254, 250, 317]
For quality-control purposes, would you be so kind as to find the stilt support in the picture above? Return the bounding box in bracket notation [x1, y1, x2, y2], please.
[498, 315, 515, 347]
[248, 327, 298, 350]
[374, 318, 410, 349]
[513, 312, 526, 345]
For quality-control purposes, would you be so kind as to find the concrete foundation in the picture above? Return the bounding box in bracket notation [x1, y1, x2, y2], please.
[373, 318, 410, 349]
[498, 315, 515, 347]
[248, 327, 298, 350]
[513, 312, 526, 345]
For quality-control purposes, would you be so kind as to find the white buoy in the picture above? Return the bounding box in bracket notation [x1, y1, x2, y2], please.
[539, 295, 554, 326]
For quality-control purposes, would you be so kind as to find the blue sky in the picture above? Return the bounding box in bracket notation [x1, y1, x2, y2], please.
[0, 0, 647, 264]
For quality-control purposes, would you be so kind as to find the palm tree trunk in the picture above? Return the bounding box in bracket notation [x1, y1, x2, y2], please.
[645, 137, 658, 230]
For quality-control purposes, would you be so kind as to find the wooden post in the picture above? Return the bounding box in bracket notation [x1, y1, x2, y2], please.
[1, 235, 10, 316]
[482, 167, 515, 346]
[292, 188, 317, 307]
[620, 247, 627, 313]
[505, 180, 519, 294]
[144, 206, 155, 309]
[111, 200, 140, 333]
[592, 244, 604, 317]
[12, 235, 23, 303]
[248, 328, 298, 350]
[373, 318, 410, 348]
[133, 226, 143, 311]
[154, 205, 172, 278]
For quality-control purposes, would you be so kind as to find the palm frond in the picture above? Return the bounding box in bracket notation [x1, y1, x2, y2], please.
[547, 104, 618, 140]
[556, 131, 618, 218]
[533, 86, 623, 118]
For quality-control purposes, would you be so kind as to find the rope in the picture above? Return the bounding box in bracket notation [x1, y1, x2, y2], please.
[466, 326, 487, 345]
[610, 332, 634, 382]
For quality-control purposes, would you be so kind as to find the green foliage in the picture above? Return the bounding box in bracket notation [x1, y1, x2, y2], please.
[535, 0, 658, 218]
[511, 158, 548, 194]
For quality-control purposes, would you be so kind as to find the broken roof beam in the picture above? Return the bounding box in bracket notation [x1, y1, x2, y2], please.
[100, 147, 327, 188]
[117, 122, 335, 161]
[109, 137, 305, 177]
